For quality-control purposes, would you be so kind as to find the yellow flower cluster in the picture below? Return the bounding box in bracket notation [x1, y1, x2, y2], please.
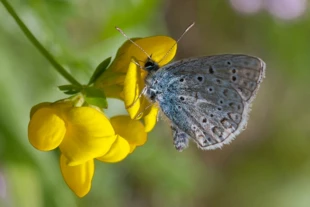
[28, 36, 177, 197]
[95, 36, 177, 131]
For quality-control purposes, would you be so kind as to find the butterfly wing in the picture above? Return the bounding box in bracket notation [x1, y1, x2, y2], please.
[152, 54, 265, 150]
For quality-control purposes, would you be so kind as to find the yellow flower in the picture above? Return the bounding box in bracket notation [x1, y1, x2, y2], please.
[109, 115, 147, 153]
[28, 101, 146, 197]
[28, 36, 176, 197]
[95, 36, 177, 132]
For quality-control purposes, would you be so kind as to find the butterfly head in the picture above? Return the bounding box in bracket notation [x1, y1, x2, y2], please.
[144, 57, 160, 72]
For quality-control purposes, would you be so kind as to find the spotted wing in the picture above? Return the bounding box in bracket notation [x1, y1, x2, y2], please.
[158, 54, 265, 150]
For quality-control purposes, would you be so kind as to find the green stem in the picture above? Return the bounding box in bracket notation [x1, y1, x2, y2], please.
[1, 0, 82, 86]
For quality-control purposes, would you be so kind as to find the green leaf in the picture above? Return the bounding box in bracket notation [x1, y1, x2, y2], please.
[63, 90, 81, 95]
[83, 87, 108, 109]
[58, 84, 81, 91]
[58, 84, 82, 95]
[88, 57, 111, 85]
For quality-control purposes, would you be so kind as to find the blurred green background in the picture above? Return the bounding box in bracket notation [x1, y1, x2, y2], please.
[1, 0, 310, 207]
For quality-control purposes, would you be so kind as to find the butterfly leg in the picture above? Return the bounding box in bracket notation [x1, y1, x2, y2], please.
[171, 124, 190, 152]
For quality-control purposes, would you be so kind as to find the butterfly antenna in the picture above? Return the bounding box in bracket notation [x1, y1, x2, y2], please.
[115, 27, 152, 60]
[158, 22, 195, 64]
[131, 58, 143, 70]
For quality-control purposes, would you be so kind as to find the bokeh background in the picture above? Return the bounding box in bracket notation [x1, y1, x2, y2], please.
[1, 0, 310, 206]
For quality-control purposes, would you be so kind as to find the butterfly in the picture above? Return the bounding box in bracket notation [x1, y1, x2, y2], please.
[117, 24, 266, 151]
[143, 54, 265, 151]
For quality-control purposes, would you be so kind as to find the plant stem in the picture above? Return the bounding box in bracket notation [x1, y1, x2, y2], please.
[1, 0, 82, 86]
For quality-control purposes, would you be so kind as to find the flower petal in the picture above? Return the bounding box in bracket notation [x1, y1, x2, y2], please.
[104, 37, 142, 73]
[133, 36, 177, 66]
[59, 107, 116, 166]
[94, 71, 126, 99]
[94, 38, 141, 97]
[123, 60, 156, 120]
[96, 135, 130, 163]
[110, 36, 177, 73]
[28, 107, 66, 151]
[129, 144, 136, 153]
[123, 60, 144, 119]
[110, 116, 147, 152]
[29, 102, 51, 118]
[60, 154, 94, 197]
[143, 106, 159, 132]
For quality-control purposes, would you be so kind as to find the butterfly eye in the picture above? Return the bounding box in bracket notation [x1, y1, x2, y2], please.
[226, 61, 232, 65]
[231, 68, 236, 73]
[144, 59, 159, 72]
[144, 61, 155, 71]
